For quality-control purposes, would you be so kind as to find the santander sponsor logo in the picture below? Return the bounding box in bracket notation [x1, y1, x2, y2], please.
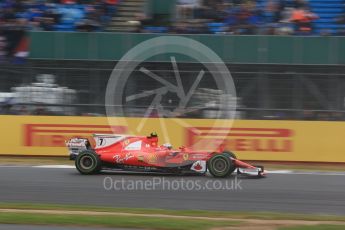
[186, 127, 293, 152]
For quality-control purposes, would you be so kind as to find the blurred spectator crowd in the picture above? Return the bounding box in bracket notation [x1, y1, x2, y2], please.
[168, 0, 319, 35]
[0, 0, 119, 62]
[2, 0, 344, 36]
[0, 0, 119, 32]
[141, 0, 345, 36]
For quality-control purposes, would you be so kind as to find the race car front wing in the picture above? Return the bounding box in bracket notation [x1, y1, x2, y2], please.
[233, 158, 266, 177]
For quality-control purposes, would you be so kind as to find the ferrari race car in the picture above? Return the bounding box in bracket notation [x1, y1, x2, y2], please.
[66, 133, 265, 178]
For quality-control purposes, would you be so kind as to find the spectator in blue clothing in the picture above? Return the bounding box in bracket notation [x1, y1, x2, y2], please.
[224, 1, 260, 34]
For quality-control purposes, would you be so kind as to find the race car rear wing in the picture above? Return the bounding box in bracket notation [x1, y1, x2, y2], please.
[66, 138, 91, 160]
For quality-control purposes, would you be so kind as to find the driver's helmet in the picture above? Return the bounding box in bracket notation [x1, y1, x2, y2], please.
[162, 143, 172, 149]
[149, 132, 158, 138]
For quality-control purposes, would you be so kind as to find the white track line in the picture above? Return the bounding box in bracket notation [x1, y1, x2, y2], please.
[0, 165, 344, 176]
[33, 165, 74, 169]
[0, 165, 74, 169]
[266, 170, 294, 174]
[266, 170, 345, 176]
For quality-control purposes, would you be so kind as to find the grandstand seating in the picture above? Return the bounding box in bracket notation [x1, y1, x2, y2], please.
[173, 0, 345, 35]
[257, 0, 345, 35]
[2, 0, 344, 34]
[108, 0, 146, 32]
[207, 22, 227, 34]
[53, 5, 85, 31]
[310, 0, 345, 34]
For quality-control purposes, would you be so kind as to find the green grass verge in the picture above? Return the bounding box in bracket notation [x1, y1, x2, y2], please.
[0, 212, 238, 230]
[279, 225, 345, 230]
[1, 202, 345, 222]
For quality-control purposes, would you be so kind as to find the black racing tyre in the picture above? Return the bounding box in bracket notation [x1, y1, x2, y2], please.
[222, 151, 237, 159]
[222, 151, 237, 175]
[207, 154, 234, 178]
[75, 150, 102, 175]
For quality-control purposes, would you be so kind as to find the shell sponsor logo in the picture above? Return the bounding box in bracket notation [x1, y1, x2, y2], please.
[124, 139, 130, 146]
[148, 154, 158, 164]
[137, 155, 144, 162]
[190, 160, 206, 172]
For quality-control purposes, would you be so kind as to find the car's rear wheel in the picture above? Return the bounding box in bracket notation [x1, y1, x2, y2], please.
[75, 150, 101, 175]
[207, 154, 234, 178]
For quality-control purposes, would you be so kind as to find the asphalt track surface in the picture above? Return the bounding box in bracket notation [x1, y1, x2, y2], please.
[1, 166, 345, 215]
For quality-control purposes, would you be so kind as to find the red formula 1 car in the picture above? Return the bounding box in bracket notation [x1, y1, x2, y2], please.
[66, 133, 265, 178]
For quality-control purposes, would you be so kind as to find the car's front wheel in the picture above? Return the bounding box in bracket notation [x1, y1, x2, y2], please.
[75, 150, 101, 175]
[222, 151, 237, 159]
[207, 154, 234, 178]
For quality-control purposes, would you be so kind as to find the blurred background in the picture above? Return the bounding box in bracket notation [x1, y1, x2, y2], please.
[1, 0, 345, 120]
[1, 2, 345, 226]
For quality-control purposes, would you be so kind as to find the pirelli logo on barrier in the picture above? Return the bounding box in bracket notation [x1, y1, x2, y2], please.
[24, 124, 126, 147]
[186, 127, 293, 152]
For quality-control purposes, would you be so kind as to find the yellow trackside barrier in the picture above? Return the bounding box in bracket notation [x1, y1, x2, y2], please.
[0, 115, 344, 163]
